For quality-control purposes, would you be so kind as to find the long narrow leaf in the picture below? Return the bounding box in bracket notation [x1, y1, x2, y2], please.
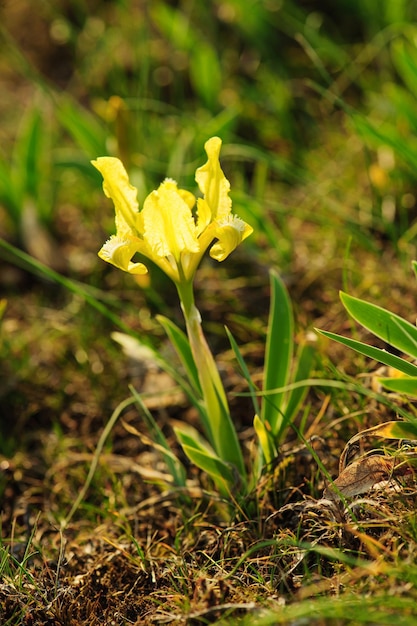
[211, 381, 246, 481]
[391, 38, 417, 101]
[0, 158, 19, 221]
[318, 328, 417, 377]
[253, 414, 275, 466]
[378, 376, 417, 396]
[56, 96, 107, 157]
[353, 113, 417, 170]
[261, 270, 294, 436]
[15, 106, 43, 199]
[156, 314, 202, 395]
[277, 343, 314, 441]
[340, 291, 417, 358]
[225, 326, 260, 416]
[174, 425, 236, 494]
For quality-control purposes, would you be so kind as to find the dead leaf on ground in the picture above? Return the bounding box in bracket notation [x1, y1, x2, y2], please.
[324, 455, 399, 501]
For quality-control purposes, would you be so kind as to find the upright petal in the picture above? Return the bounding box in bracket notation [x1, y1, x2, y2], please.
[195, 137, 232, 221]
[92, 157, 141, 237]
[209, 215, 253, 262]
[142, 180, 199, 261]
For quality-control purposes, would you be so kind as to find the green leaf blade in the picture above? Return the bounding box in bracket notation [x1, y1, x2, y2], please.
[318, 329, 417, 377]
[261, 270, 294, 437]
[378, 376, 417, 397]
[253, 414, 275, 467]
[157, 314, 202, 396]
[174, 425, 236, 494]
[225, 326, 260, 417]
[278, 343, 314, 440]
[340, 291, 417, 359]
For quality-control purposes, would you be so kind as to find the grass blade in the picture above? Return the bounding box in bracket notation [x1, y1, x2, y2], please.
[56, 96, 108, 158]
[63, 396, 135, 527]
[130, 385, 186, 487]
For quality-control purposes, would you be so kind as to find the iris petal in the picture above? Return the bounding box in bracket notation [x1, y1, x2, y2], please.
[95, 138, 253, 283]
[142, 180, 199, 261]
[92, 157, 141, 237]
[195, 137, 232, 220]
[98, 235, 148, 275]
[196, 198, 212, 235]
[210, 215, 254, 262]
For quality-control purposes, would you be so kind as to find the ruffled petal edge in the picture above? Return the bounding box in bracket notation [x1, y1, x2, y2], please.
[98, 235, 148, 275]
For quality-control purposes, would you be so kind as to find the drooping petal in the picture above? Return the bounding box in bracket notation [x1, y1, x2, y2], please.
[92, 157, 142, 237]
[142, 179, 199, 261]
[195, 137, 232, 221]
[209, 215, 254, 262]
[98, 235, 148, 275]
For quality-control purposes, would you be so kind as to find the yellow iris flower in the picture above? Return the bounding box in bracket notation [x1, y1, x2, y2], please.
[93, 137, 253, 284]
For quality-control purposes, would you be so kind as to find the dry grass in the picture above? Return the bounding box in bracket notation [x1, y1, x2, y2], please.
[2, 249, 417, 624]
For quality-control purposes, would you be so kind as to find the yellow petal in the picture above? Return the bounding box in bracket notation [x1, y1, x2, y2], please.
[209, 215, 253, 262]
[98, 235, 148, 275]
[195, 137, 232, 220]
[92, 157, 141, 237]
[175, 185, 196, 210]
[142, 179, 199, 261]
[196, 198, 212, 235]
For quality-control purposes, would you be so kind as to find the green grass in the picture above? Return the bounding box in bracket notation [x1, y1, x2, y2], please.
[2, 0, 417, 623]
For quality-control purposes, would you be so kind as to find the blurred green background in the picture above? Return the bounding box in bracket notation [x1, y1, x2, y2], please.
[2, 0, 417, 272]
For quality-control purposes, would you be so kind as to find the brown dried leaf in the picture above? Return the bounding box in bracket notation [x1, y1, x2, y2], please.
[324, 455, 395, 501]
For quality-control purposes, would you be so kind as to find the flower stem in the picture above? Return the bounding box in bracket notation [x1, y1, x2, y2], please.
[176, 280, 246, 481]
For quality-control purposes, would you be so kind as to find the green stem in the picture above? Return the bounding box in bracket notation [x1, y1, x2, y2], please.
[176, 280, 246, 481]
